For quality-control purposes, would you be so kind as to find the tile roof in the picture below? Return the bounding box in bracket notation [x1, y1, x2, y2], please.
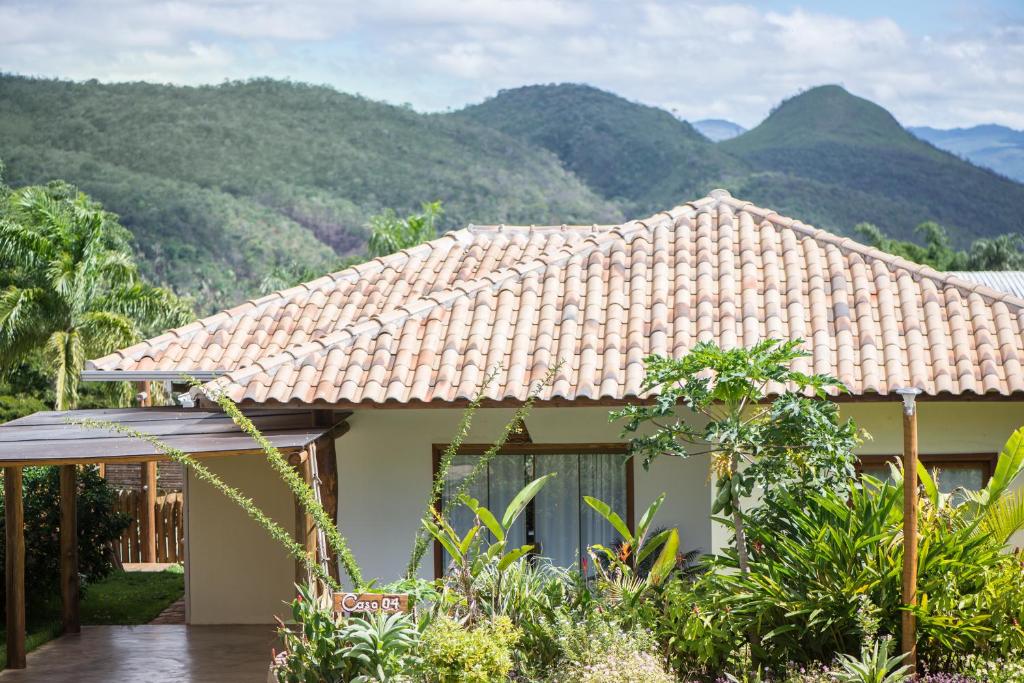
[87, 190, 1024, 405]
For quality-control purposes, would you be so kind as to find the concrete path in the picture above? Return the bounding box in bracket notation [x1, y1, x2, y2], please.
[0, 625, 276, 682]
[150, 598, 186, 624]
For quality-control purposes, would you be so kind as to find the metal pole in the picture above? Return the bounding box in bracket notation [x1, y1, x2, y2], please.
[896, 387, 921, 671]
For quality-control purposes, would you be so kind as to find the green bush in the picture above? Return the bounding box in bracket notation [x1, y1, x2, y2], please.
[418, 615, 519, 683]
[273, 583, 420, 683]
[548, 614, 675, 683]
[655, 477, 1024, 677]
[0, 466, 129, 608]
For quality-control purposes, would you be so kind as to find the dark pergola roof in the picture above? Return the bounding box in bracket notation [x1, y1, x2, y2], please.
[0, 407, 338, 466]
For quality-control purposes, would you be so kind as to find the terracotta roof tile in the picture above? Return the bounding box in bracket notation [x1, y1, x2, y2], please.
[87, 191, 1024, 404]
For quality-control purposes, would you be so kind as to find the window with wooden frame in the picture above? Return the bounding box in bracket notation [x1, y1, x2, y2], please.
[431, 443, 634, 578]
[858, 453, 996, 499]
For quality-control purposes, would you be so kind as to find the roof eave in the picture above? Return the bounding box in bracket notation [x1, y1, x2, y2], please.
[80, 370, 225, 382]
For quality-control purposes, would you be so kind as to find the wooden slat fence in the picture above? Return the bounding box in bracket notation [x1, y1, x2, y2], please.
[113, 490, 185, 563]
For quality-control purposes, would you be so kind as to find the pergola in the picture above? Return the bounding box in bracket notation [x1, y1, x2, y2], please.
[0, 407, 346, 670]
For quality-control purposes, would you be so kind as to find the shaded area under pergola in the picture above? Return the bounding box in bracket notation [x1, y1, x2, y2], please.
[0, 407, 347, 671]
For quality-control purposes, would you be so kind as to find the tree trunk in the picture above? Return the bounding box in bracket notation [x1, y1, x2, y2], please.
[733, 507, 750, 574]
[730, 454, 751, 574]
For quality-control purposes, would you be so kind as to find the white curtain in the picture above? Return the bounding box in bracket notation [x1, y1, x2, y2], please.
[488, 455, 529, 548]
[440, 452, 627, 572]
[534, 454, 580, 567]
[580, 453, 628, 562]
[441, 455, 488, 566]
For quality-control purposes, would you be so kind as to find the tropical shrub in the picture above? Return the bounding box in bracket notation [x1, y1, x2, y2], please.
[614, 339, 860, 573]
[547, 614, 675, 683]
[272, 584, 420, 683]
[832, 638, 913, 683]
[423, 474, 554, 623]
[417, 614, 519, 683]
[0, 465, 129, 608]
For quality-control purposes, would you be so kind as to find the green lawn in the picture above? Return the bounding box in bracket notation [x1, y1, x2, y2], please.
[0, 565, 184, 668]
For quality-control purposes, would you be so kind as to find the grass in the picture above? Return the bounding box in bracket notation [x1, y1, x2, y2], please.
[0, 565, 184, 668]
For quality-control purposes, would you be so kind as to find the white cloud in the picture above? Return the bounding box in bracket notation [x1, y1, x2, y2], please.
[0, 0, 1022, 129]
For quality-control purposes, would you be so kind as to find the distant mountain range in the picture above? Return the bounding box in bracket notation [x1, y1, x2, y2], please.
[910, 125, 1024, 183]
[692, 119, 746, 142]
[1, 76, 1022, 311]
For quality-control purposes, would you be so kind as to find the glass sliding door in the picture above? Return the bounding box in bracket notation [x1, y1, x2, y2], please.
[580, 452, 629, 559]
[437, 449, 629, 572]
[534, 454, 580, 567]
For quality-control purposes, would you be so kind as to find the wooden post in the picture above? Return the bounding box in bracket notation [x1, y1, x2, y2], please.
[139, 381, 158, 563]
[291, 450, 316, 587]
[59, 465, 80, 634]
[141, 461, 158, 563]
[315, 434, 342, 583]
[897, 388, 921, 671]
[5, 466, 26, 669]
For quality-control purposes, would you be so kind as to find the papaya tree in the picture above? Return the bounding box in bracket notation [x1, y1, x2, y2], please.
[613, 339, 860, 573]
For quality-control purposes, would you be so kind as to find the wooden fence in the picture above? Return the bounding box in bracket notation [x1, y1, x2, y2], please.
[113, 490, 185, 563]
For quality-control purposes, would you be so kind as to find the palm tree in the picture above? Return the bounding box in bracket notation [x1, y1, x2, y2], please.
[0, 182, 191, 410]
[366, 201, 443, 258]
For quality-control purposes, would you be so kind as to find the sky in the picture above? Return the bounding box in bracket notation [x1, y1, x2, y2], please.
[2, 0, 1023, 129]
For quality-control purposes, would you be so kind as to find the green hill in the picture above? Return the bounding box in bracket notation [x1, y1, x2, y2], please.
[0, 76, 620, 310]
[3, 77, 1022, 311]
[456, 84, 748, 214]
[720, 85, 1024, 243]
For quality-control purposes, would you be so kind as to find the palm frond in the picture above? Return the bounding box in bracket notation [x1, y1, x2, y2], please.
[0, 286, 52, 360]
[977, 489, 1024, 545]
[0, 218, 55, 272]
[46, 329, 84, 410]
[80, 310, 138, 357]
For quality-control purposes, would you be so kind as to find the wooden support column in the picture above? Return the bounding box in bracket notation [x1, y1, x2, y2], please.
[138, 381, 158, 563]
[59, 465, 80, 634]
[5, 466, 26, 669]
[141, 461, 158, 563]
[291, 450, 316, 586]
[897, 388, 921, 671]
[315, 434, 342, 583]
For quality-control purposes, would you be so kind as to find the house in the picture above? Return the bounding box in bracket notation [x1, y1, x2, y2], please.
[81, 189, 1024, 625]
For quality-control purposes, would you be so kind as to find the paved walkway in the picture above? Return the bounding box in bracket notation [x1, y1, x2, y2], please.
[150, 598, 186, 624]
[0, 625, 276, 682]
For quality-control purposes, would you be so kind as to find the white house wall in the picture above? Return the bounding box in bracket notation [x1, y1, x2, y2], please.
[185, 453, 296, 624]
[184, 400, 1024, 623]
[337, 407, 712, 586]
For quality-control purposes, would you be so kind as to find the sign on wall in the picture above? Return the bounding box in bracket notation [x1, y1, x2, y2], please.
[333, 592, 410, 614]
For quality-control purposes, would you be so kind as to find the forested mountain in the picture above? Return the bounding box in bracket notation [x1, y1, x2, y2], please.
[456, 84, 748, 215]
[2, 76, 1022, 311]
[0, 76, 619, 310]
[720, 86, 1024, 243]
[910, 124, 1024, 183]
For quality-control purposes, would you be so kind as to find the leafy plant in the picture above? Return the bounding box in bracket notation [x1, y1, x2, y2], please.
[584, 492, 679, 584]
[0, 465, 129, 609]
[548, 614, 676, 683]
[424, 473, 555, 622]
[367, 201, 443, 259]
[614, 339, 860, 573]
[833, 638, 913, 683]
[417, 614, 519, 683]
[273, 584, 419, 683]
[338, 611, 418, 682]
